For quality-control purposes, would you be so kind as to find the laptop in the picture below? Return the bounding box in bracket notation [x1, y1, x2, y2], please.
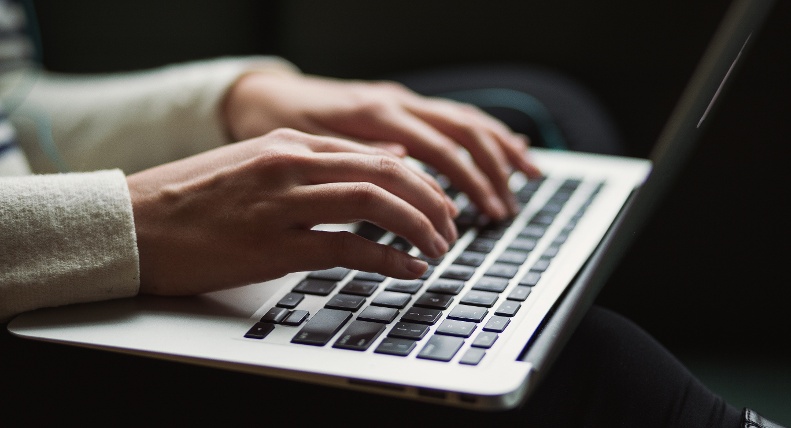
[7, 0, 774, 411]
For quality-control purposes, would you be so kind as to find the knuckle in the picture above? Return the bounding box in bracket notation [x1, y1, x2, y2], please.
[359, 101, 391, 120]
[347, 182, 382, 209]
[373, 79, 409, 93]
[249, 149, 312, 180]
[267, 127, 305, 141]
[375, 155, 404, 181]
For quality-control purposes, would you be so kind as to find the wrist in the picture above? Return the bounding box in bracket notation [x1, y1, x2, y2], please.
[221, 71, 293, 142]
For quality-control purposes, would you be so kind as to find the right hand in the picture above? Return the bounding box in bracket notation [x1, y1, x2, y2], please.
[127, 128, 458, 296]
[222, 72, 542, 221]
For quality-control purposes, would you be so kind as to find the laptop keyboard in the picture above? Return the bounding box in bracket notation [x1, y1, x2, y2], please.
[244, 174, 603, 366]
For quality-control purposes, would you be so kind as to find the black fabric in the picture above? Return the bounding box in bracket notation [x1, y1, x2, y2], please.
[0, 305, 744, 427]
[521, 305, 742, 428]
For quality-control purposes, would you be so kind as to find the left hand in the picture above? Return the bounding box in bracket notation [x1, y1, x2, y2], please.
[222, 72, 542, 221]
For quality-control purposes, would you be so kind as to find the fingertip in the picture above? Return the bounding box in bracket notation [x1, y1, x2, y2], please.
[518, 150, 543, 179]
[445, 195, 459, 217]
[405, 257, 429, 277]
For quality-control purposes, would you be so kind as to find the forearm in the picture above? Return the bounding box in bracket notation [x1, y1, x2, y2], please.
[0, 170, 139, 322]
[11, 56, 298, 174]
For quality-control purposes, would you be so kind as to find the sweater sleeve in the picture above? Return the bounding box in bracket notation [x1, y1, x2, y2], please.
[0, 169, 138, 322]
[11, 56, 299, 175]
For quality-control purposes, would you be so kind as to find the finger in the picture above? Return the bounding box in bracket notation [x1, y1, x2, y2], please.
[408, 103, 518, 214]
[496, 132, 543, 179]
[288, 182, 451, 258]
[410, 98, 544, 180]
[287, 230, 429, 279]
[356, 108, 510, 220]
[295, 131, 457, 215]
[285, 130, 402, 158]
[444, 100, 541, 178]
[368, 142, 408, 157]
[401, 159, 459, 218]
[304, 152, 458, 240]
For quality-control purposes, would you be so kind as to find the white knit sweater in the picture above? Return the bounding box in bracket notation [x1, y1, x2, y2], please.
[0, 56, 298, 322]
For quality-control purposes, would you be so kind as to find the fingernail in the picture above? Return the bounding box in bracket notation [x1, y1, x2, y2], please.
[406, 258, 429, 277]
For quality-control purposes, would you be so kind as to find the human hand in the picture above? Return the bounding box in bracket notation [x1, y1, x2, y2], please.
[127, 128, 458, 296]
[222, 73, 542, 221]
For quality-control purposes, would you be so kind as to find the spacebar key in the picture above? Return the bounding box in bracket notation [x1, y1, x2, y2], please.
[291, 308, 352, 346]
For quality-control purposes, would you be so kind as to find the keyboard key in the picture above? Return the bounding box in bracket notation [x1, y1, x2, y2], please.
[354, 271, 387, 282]
[471, 276, 509, 293]
[519, 224, 546, 239]
[417, 335, 465, 362]
[388, 322, 430, 340]
[542, 201, 565, 215]
[460, 290, 499, 307]
[400, 307, 443, 325]
[485, 263, 520, 279]
[413, 292, 454, 310]
[293, 278, 337, 296]
[426, 278, 465, 295]
[355, 221, 387, 242]
[419, 254, 444, 266]
[477, 225, 508, 239]
[420, 264, 435, 279]
[553, 232, 569, 245]
[459, 348, 486, 365]
[282, 310, 309, 326]
[325, 293, 366, 311]
[466, 238, 497, 253]
[436, 319, 477, 337]
[371, 291, 412, 309]
[519, 271, 541, 287]
[530, 213, 556, 226]
[497, 250, 529, 265]
[276, 292, 304, 309]
[495, 301, 521, 317]
[531, 257, 552, 272]
[509, 237, 537, 252]
[507, 285, 532, 301]
[260, 307, 290, 323]
[483, 316, 511, 333]
[340, 280, 379, 296]
[440, 264, 476, 281]
[386, 279, 424, 294]
[375, 337, 417, 357]
[357, 306, 400, 323]
[454, 251, 487, 267]
[307, 267, 350, 281]
[244, 322, 275, 339]
[333, 320, 386, 351]
[447, 304, 488, 323]
[389, 236, 413, 252]
[471, 331, 499, 348]
[291, 308, 352, 346]
[543, 244, 561, 258]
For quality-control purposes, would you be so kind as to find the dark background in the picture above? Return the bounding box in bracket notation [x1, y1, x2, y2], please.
[9, 0, 790, 422]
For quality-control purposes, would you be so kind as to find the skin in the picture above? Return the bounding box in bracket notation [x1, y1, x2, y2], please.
[128, 72, 542, 296]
